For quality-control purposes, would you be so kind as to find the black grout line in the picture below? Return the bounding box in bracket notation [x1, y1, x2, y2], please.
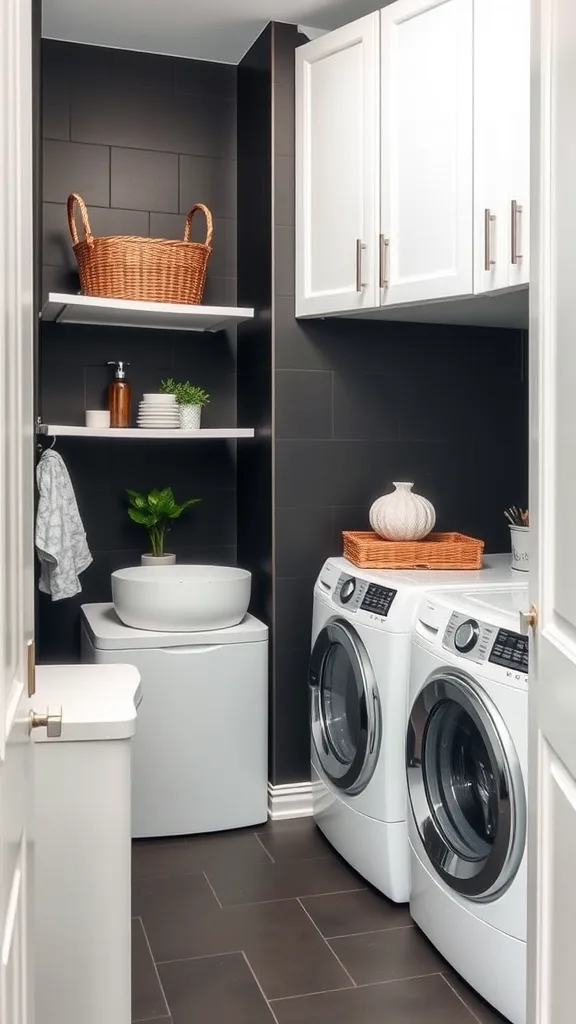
[297, 897, 357, 988]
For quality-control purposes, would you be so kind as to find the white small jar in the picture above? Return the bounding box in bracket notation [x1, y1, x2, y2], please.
[179, 404, 202, 430]
[509, 525, 530, 572]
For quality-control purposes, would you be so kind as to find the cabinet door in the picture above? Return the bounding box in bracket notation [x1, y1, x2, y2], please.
[474, 0, 511, 293]
[295, 14, 379, 317]
[506, 0, 530, 288]
[474, 0, 530, 293]
[380, 0, 473, 307]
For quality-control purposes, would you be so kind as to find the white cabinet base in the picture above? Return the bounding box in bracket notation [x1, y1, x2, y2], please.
[81, 611, 269, 838]
[35, 741, 133, 1024]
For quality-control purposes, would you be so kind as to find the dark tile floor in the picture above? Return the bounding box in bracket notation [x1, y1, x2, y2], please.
[132, 817, 506, 1024]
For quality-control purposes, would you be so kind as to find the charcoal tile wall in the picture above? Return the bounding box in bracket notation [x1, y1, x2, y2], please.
[39, 40, 238, 660]
[239, 23, 529, 785]
[237, 26, 273, 631]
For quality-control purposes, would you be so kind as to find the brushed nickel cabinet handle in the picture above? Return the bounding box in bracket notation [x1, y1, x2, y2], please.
[379, 234, 390, 289]
[356, 239, 366, 292]
[484, 208, 496, 271]
[511, 200, 523, 264]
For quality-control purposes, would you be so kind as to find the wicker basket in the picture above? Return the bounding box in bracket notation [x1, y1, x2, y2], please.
[342, 531, 485, 570]
[67, 193, 213, 304]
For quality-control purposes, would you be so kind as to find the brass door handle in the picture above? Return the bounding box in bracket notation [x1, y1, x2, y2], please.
[30, 705, 62, 738]
[519, 605, 538, 633]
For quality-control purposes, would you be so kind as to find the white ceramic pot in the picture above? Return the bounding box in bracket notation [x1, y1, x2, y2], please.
[509, 525, 530, 572]
[179, 404, 202, 430]
[369, 482, 436, 541]
[111, 564, 252, 632]
[140, 553, 176, 566]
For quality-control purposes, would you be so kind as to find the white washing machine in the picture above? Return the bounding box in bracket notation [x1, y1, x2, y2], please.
[310, 555, 525, 903]
[406, 587, 529, 1024]
[81, 603, 268, 838]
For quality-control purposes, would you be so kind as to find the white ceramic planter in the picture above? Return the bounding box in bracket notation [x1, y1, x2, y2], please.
[510, 525, 530, 572]
[369, 482, 436, 541]
[179, 404, 202, 430]
[111, 564, 252, 632]
[140, 553, 176, 566]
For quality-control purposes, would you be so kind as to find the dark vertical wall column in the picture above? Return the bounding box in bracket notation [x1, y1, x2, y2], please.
[243, 23, 528, 786]
[39, 41, 239, 661]
[237, 27, 273, 629]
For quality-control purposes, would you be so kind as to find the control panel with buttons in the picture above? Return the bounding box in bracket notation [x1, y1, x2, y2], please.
[360, 583, 397, 617]
[443, 612, 529, 674]
[333, 574, 396, 617]
[488, 629, 529, 673]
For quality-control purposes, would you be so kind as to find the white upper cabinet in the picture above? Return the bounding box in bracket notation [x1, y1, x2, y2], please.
[295, 14, 379, 317]
[379, 0, 474, 306]
[294, 0, 530, 322]
[474, 0, 530, 294]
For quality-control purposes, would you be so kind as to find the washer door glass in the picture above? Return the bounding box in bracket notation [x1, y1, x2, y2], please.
[406, 671, 526, 900]
[310, 620, 380, 794]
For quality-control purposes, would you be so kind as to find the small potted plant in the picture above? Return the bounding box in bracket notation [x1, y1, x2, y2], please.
[160, 378, 210, 430]
[126, 487, 201, 565]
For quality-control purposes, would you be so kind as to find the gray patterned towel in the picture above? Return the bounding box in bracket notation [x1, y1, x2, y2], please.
[35, 450, 93, 601]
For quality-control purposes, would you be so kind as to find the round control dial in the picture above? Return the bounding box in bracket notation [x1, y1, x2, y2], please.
[340, 578, 356, 604]
[454, 619, 480, 653]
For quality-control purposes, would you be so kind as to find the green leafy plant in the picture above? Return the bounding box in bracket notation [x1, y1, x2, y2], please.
[126, 487, 201, 557]
[160, 378, 210, 406]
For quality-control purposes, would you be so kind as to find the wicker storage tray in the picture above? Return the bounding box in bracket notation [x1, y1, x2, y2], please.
[342, 531, 485, 570]
[67, 192, 213, 305]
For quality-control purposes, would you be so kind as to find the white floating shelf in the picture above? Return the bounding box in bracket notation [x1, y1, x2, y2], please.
[41, 293, 255, 332]
[37, 425, 255, 439]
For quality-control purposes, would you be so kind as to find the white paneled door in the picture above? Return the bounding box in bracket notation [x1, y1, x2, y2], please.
[295, 13, 380, 317]
[0, 0, 36, 1019]
[380, 0, 473, 307]
[529, 0, 576, 1021]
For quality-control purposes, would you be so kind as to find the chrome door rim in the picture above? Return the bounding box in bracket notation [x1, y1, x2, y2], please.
[309, 619, 381, 795]
[406, 668, 526, 901]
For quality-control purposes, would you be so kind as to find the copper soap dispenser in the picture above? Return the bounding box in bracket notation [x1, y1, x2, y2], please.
[107, 360, 131, 427]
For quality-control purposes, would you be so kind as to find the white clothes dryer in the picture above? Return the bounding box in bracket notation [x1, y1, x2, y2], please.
[406, 587, 529, 1024]
[310, 556, 525, 903]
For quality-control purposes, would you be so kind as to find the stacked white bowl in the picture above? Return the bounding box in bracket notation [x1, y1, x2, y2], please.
[137, 393, 180, 429]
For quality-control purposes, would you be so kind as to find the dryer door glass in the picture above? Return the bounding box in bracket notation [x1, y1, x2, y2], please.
[309, 620, 380, 795]
[406, 671, 526, 901]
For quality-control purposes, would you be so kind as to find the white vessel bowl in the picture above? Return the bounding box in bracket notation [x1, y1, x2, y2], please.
[111, 565, 252, 632]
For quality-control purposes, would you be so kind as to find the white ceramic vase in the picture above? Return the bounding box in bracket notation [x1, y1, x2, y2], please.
[179, 404, 202, 430]
[141, 553, 176, 566]
[369, 482, 436, 541]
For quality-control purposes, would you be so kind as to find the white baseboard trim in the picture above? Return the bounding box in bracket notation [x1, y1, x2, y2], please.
[268, 781, 314, 821]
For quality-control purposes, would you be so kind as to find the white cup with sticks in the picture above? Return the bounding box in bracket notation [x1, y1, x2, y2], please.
[505, 507, 529, 573]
